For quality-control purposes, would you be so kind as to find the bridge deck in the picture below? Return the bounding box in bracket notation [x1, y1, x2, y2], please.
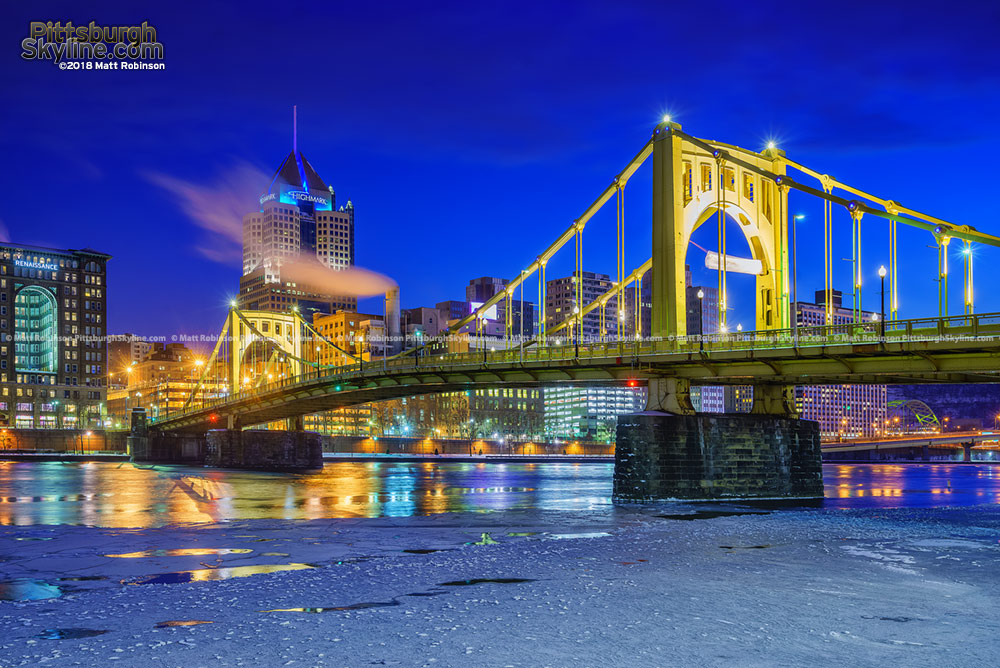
[154, 313, 1000, 432]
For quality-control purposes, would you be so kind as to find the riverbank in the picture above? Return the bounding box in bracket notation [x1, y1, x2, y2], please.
[1, 502, 998, 667]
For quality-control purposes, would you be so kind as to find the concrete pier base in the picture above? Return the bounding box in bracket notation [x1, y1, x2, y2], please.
[204, 429, 323, 471]
[613, 412, 823, 502]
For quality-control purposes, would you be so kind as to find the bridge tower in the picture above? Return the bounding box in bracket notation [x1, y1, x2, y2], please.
[651, 121, 789, 338]
[228, 309, 303, 392]
[618, 121, 820, 502]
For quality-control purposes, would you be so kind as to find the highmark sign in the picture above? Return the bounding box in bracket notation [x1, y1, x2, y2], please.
[259, 190, 332, 209]
[283, 190, 329, 205]
[15, 259, 59, 271]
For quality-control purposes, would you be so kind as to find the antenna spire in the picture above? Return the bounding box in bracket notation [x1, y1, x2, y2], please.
[293, 105, 297, 153]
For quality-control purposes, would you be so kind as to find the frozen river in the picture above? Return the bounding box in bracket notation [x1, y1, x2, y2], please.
[1, 461, 998, 527]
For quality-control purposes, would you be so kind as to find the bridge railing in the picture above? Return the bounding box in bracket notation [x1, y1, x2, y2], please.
[153, 311, 1000, 425]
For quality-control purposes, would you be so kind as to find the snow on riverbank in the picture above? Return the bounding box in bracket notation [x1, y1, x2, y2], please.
[1, 504, 999, 667]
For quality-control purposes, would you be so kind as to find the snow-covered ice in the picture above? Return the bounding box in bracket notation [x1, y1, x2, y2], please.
[2, 503, 999, 667]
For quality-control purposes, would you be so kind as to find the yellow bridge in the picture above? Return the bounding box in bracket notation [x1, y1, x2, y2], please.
[140, 120, 1000, 500]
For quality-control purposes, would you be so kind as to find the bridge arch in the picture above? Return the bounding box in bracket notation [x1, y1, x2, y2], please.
[228, 310, 303, 389]
[653, 129, 789, 337]
[887, 399, 941, 430]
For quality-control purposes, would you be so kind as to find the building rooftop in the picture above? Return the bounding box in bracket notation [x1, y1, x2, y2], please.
[265, 150, 328, 195]
[0, 242, 111, 259]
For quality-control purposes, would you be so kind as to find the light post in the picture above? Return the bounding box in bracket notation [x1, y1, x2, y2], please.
[792, 214, 805, 343]
[696, 289, 704, 352]
[878, 265, 887, 340]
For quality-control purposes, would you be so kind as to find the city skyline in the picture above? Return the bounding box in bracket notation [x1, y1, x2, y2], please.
[4, 2, 1000, 339]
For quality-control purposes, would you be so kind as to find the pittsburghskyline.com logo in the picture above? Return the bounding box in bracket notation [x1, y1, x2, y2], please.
[21, 21, 165, 70]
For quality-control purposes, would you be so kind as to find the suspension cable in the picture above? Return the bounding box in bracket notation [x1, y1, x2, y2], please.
[823, 189, 833, 324]
[617, 183, 625, 339]
[576, 225, 583, 343]
[852, 210, 863, 323]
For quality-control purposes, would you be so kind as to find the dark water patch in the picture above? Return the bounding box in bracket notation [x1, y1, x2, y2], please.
[737, 498, 824, 510]
[719, 544, 772, 550]
[657, 510, 770, 521]
[402, 548, 451, 554]
[261, 600, 401, 613]
[155, 620, 214, 628]
[402, 591, 447, 598]
[36, 628, 108, 640]
[124, 563, 313, 585]
[57, 576, 107, 582]
[862, 615, 917, 623]
[106, 548, 252, 558]
[0, 579, 62, 601]
[439, 578, 535, 587]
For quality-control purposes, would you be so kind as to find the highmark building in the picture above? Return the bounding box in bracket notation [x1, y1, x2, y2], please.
[0, 244, 110, 429]
[239, 148, 356, 314]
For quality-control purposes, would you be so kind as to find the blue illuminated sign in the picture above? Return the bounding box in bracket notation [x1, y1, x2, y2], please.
[15, 259, 58, 271]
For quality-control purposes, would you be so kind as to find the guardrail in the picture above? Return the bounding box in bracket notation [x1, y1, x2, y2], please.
[152, 311, 1000, 426]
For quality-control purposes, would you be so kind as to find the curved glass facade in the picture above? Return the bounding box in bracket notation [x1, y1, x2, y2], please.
[14, 285, 57, 373]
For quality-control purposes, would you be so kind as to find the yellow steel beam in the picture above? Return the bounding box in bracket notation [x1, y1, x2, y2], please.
[542, 258, 652, 339]
[440, 138, 655, 340]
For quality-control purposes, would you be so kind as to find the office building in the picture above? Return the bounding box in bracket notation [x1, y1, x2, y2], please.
[0, 243, 110, 429]
[545, 271, 616, 342]
[543, 385, 645, 439]
[239, 137, 356, 314]
[105, 342, 225, 425]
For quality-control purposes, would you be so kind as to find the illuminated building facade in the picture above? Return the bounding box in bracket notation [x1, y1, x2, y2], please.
[303, 310, 387, 435]
[796, 290, 887, 438]
[543, 385, 645, 438]
[105, 342, 225, 425]
[0, 243, 109, 429]
[371, 388, 544, 441]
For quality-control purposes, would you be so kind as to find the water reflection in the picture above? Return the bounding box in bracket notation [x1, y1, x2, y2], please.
[0, 462, 997, 528]
[125, 563, 314, 585]
[106, 548, 253, 558]
[824, 464, 1000, 508]
[0, 461, 611, 527]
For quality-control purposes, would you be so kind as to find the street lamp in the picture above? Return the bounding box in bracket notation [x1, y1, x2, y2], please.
[792, 214, 805, 342]
[878, 265, 887, 340]
[696, 289, 705, 352]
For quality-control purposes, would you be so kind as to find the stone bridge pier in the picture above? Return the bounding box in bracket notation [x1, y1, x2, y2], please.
[613, 379, 823, 501]
[128, 409, 323, 471]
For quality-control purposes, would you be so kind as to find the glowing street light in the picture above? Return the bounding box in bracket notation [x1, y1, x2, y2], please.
[878, 265, 887, 339]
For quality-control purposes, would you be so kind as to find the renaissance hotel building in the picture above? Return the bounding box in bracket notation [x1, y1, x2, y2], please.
[0, 244, 110, 429]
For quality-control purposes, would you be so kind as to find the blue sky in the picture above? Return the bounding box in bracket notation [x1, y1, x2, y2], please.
[3, 0, 999, 338]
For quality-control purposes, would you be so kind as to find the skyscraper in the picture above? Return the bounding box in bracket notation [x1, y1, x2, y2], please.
[239, 112, 356, 314]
